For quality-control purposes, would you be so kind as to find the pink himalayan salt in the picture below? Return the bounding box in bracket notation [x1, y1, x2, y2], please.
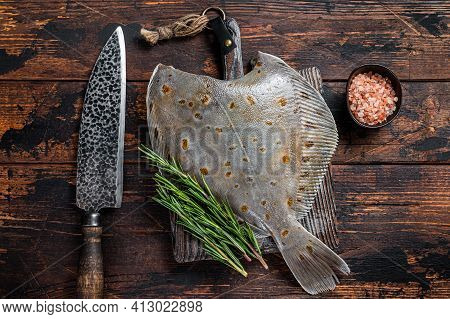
[348, 72, 397, 126]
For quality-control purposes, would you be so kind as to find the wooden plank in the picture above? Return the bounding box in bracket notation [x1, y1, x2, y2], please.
[0, 1, 448, 81]
[0, 81, 448, 164]
[0, 164, 448, 298]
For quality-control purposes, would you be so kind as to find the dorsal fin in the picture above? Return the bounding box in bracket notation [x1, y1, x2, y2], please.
[255, 53, 338, 218]
[297, 67, 338, 248]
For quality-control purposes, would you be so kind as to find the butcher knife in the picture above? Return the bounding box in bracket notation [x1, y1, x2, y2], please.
[75, 26, 126, 298]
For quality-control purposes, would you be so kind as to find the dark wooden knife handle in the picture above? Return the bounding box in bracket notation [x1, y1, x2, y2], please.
[77, 226, 103, 299]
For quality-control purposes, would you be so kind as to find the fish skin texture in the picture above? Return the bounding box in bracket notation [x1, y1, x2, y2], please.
[147, 52, 350, 294]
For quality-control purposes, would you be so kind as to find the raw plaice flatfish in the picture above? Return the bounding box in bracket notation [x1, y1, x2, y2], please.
[147, 52, 349, 294]
[172, 67, 338, 261]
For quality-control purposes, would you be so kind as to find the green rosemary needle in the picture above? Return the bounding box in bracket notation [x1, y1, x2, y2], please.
[139, 145, 267, 276]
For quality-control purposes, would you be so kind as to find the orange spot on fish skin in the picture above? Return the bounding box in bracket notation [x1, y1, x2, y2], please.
[161, 84, 172, 94]
[282, 155, 290, 164]
[246, 95, 255, 106]
[265, 121, 273, 126]
[261, 200, 267, 206]
[304, 141, 314, 148]
[229, 102, 236, 109]
[200, 94, 210, 105]
[200, 167, 208, 175]
[259, 147, 266, 153]
[287, 197, 293, 207]
[215, 127, 222, 133]
[178, 99, 186, 105]
[234, 184, 239, 188]
[281, 229, 289, 238]
[181, 139, 188, 150]
[255, 61, 262, 67]
[240, 205, 249, 213]
[225, 171, 232, 177]
[194, 112, 202, 119]
[306, 244, 314, 254]
[188, 101, 193, 108]
[242, 157, 249, 162]
[265, 213, 271, 221]
[224, 161, 231, 167]
[277, 97, 287, 107]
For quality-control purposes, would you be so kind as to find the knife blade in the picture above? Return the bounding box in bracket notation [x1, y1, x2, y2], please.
[76, 26, 126, 299]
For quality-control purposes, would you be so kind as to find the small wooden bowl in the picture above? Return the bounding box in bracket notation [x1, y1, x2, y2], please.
[346, 65, 402, 128]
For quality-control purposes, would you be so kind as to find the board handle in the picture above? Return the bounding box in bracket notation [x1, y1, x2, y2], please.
[222, 17, 244, 80]
[77, 226, 103, 299]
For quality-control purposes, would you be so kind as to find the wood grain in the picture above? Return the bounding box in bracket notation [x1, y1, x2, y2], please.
[0, 164, 448, 298]
[0, 0, 448, 299]
[77, 226, 103, 299]
[0, 81, 448, 164]
[0, 1, 448, 81]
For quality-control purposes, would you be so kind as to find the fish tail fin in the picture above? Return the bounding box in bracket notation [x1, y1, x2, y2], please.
[274, 225, 350, 294]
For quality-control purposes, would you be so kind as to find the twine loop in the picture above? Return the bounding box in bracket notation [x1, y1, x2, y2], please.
[140, 14, 209, 45]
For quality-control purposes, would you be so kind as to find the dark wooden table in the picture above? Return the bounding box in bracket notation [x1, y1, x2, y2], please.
[0, 1, 448, 299]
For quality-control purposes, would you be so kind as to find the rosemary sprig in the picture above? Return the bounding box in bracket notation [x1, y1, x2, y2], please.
[139, 145, 267, 276]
